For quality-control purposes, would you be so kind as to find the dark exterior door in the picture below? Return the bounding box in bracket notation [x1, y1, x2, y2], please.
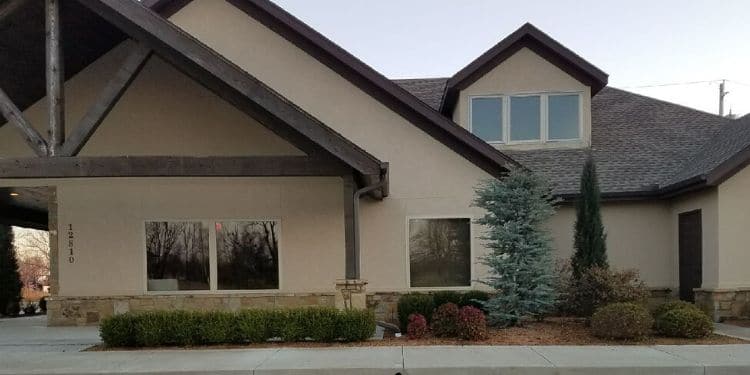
[678, 210, 703, 302]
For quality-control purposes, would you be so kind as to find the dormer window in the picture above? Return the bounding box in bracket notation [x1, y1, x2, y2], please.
[470, 92, 581, 144]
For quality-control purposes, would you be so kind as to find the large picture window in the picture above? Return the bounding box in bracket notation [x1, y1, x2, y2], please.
[408, 218, 471, 288]
[216, 221, 279, 290]
[470, 92, 582, 144]
[145, 219, 280, 292]
[146, 221, 210, 291]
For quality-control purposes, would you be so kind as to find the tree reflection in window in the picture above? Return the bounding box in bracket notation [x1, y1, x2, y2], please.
[216, 221, 279, 290]
[409, 218, 471, 288]
[146, 221, 210, 291]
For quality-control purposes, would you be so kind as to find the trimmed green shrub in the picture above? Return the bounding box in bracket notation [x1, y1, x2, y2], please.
[406, 313, 427, 339]
[457, 306, 487, 340]
[431, 303, 459, 337]
[656, 308, 713, 338]
[591, 302, 653, 340]
[567, 267, 649, 317]
[196, 311, 233, 344]
[397, 293, 435, 330]
[99, 313, 136, 347]
[433, 291, 462, 308]
[99, 307, 376, 347]
[337, 309, 376, 342]
[652, 300, 704, 320]
[235, 309, 271, 344]
[23, 303, 37, 316]
[460, 290, 490, 311]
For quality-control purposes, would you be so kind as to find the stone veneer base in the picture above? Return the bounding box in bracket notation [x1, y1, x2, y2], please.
[46, 288, 687, 327]
[47, 294, 335, 326]
[695, 289, 750, 321]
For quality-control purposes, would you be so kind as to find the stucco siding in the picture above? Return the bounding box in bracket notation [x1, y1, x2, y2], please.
[452, 47, 592, 150]
[549, 202, 674, 288]
[0, 43, 301, 158]
[169, 0, 497, 292]
[0, 177, 344, 296]
[717, 166, 750, 288]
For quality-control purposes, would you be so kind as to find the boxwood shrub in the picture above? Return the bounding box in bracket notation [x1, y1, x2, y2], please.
[590, 302, 653, 340]
[99, 307, 375, 347]
[656, 308, 713, 338]
[652, 300, 706, 320]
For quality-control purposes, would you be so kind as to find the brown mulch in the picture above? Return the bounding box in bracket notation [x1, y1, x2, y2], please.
[724, 319, 750, 328]
[88, 317, 746, 351]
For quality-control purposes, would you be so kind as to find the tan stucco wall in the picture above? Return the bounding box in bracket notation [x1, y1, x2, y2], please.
[717, 166, 750, 288]
[0, 177, 345, 296]
[452, 47, 592, 150]
[549, 202, 675, 288]
[169, 0, 496, 292]
[0, 43, 301, 158]
[670, 189, 719, 289]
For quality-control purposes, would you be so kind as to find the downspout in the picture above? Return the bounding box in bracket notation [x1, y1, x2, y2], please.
[351, 165, 389, 280]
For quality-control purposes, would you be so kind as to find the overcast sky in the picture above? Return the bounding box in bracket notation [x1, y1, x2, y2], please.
[272, 0, 750, 117]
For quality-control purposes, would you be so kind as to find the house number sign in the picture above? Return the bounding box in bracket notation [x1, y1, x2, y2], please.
[67, 224, 75, 264]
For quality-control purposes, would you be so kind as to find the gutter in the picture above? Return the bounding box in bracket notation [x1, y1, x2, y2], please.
[351, 163, 389, 280]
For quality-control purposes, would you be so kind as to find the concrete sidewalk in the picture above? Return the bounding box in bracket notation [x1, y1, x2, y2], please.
[3, 345, 750, 374]
[0, 316, 100, 352]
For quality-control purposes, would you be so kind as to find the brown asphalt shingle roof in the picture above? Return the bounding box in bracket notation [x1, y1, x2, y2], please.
[393, 79, 738, 196]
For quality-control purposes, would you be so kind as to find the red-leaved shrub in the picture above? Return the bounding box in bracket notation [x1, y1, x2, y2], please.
[431, 303, 460, 337]
[406, 313, 428, 339]
[457, 306, 487, 340]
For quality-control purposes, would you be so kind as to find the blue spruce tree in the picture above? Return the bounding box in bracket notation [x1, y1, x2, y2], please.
[473, 169, 558, 327]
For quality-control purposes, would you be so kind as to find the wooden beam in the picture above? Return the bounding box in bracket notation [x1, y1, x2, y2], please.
[46, 0, 65, 156]
[76, 0, 383, 176]
[0, 205, 48, 231]
[0, 156, 351, 178]
[61, 41, 152, 157]
[342, 174, 357, 279]
[0, 87, 49, 156]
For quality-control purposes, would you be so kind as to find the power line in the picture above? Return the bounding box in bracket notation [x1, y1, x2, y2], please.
[620, 79, 721, 89]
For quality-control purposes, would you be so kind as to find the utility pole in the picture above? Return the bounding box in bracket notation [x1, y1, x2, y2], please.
[719, 80, 729, 116]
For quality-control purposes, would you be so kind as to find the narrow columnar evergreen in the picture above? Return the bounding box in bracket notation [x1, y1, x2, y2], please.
[571, 156, 608, 280]
[0, 225, 21, 316]
[473, 169, 558, 327]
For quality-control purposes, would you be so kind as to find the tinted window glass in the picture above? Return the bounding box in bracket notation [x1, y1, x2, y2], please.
[510, 96, 541, 141]
[549, 94, 580, 140]
[470, 97, 502, 142]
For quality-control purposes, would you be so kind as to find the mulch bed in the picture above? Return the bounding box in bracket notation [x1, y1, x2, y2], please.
[88, 317, 745, 351]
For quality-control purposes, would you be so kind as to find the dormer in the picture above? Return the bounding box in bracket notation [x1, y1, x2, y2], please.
[441, 23, 608, 150]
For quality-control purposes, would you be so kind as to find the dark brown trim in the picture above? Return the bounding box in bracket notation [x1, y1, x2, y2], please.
[441, 23, 608, 116]
[61, 41, 153, 157]
[225, 0, 518, 178]
[76, 0, 385, 178]
[705, 143, 750, 186]
[0, 205, 48, 230]
[0, 156, 352, 178]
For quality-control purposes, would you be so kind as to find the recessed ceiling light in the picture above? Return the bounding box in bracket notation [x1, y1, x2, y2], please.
[9, 192, 19, 197]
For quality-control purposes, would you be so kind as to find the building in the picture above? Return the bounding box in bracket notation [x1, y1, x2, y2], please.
[0, 0, 748, 325]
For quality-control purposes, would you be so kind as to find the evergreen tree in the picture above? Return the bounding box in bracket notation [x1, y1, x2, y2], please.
[571, 156, 608, 280]
[0, 224, 21, 316]
[473, 169, 558, 327]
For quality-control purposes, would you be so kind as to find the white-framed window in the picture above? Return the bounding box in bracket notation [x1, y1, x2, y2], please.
[145, 219, 280, 292]
[469, 92, 582, 144]
[407, 217, 472, 289]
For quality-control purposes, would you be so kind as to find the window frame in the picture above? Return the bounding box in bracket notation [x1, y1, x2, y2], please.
[468, 91, 583, 145]
[142, 218, 283, 295]
[405, 215, 475, 291]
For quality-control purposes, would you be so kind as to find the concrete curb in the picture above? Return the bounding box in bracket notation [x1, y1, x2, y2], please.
[3, 345, 750, 374]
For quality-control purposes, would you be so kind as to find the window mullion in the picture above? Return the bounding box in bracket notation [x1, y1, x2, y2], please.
[208, 221, 218, 291]
[541, 95, 549, 142]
